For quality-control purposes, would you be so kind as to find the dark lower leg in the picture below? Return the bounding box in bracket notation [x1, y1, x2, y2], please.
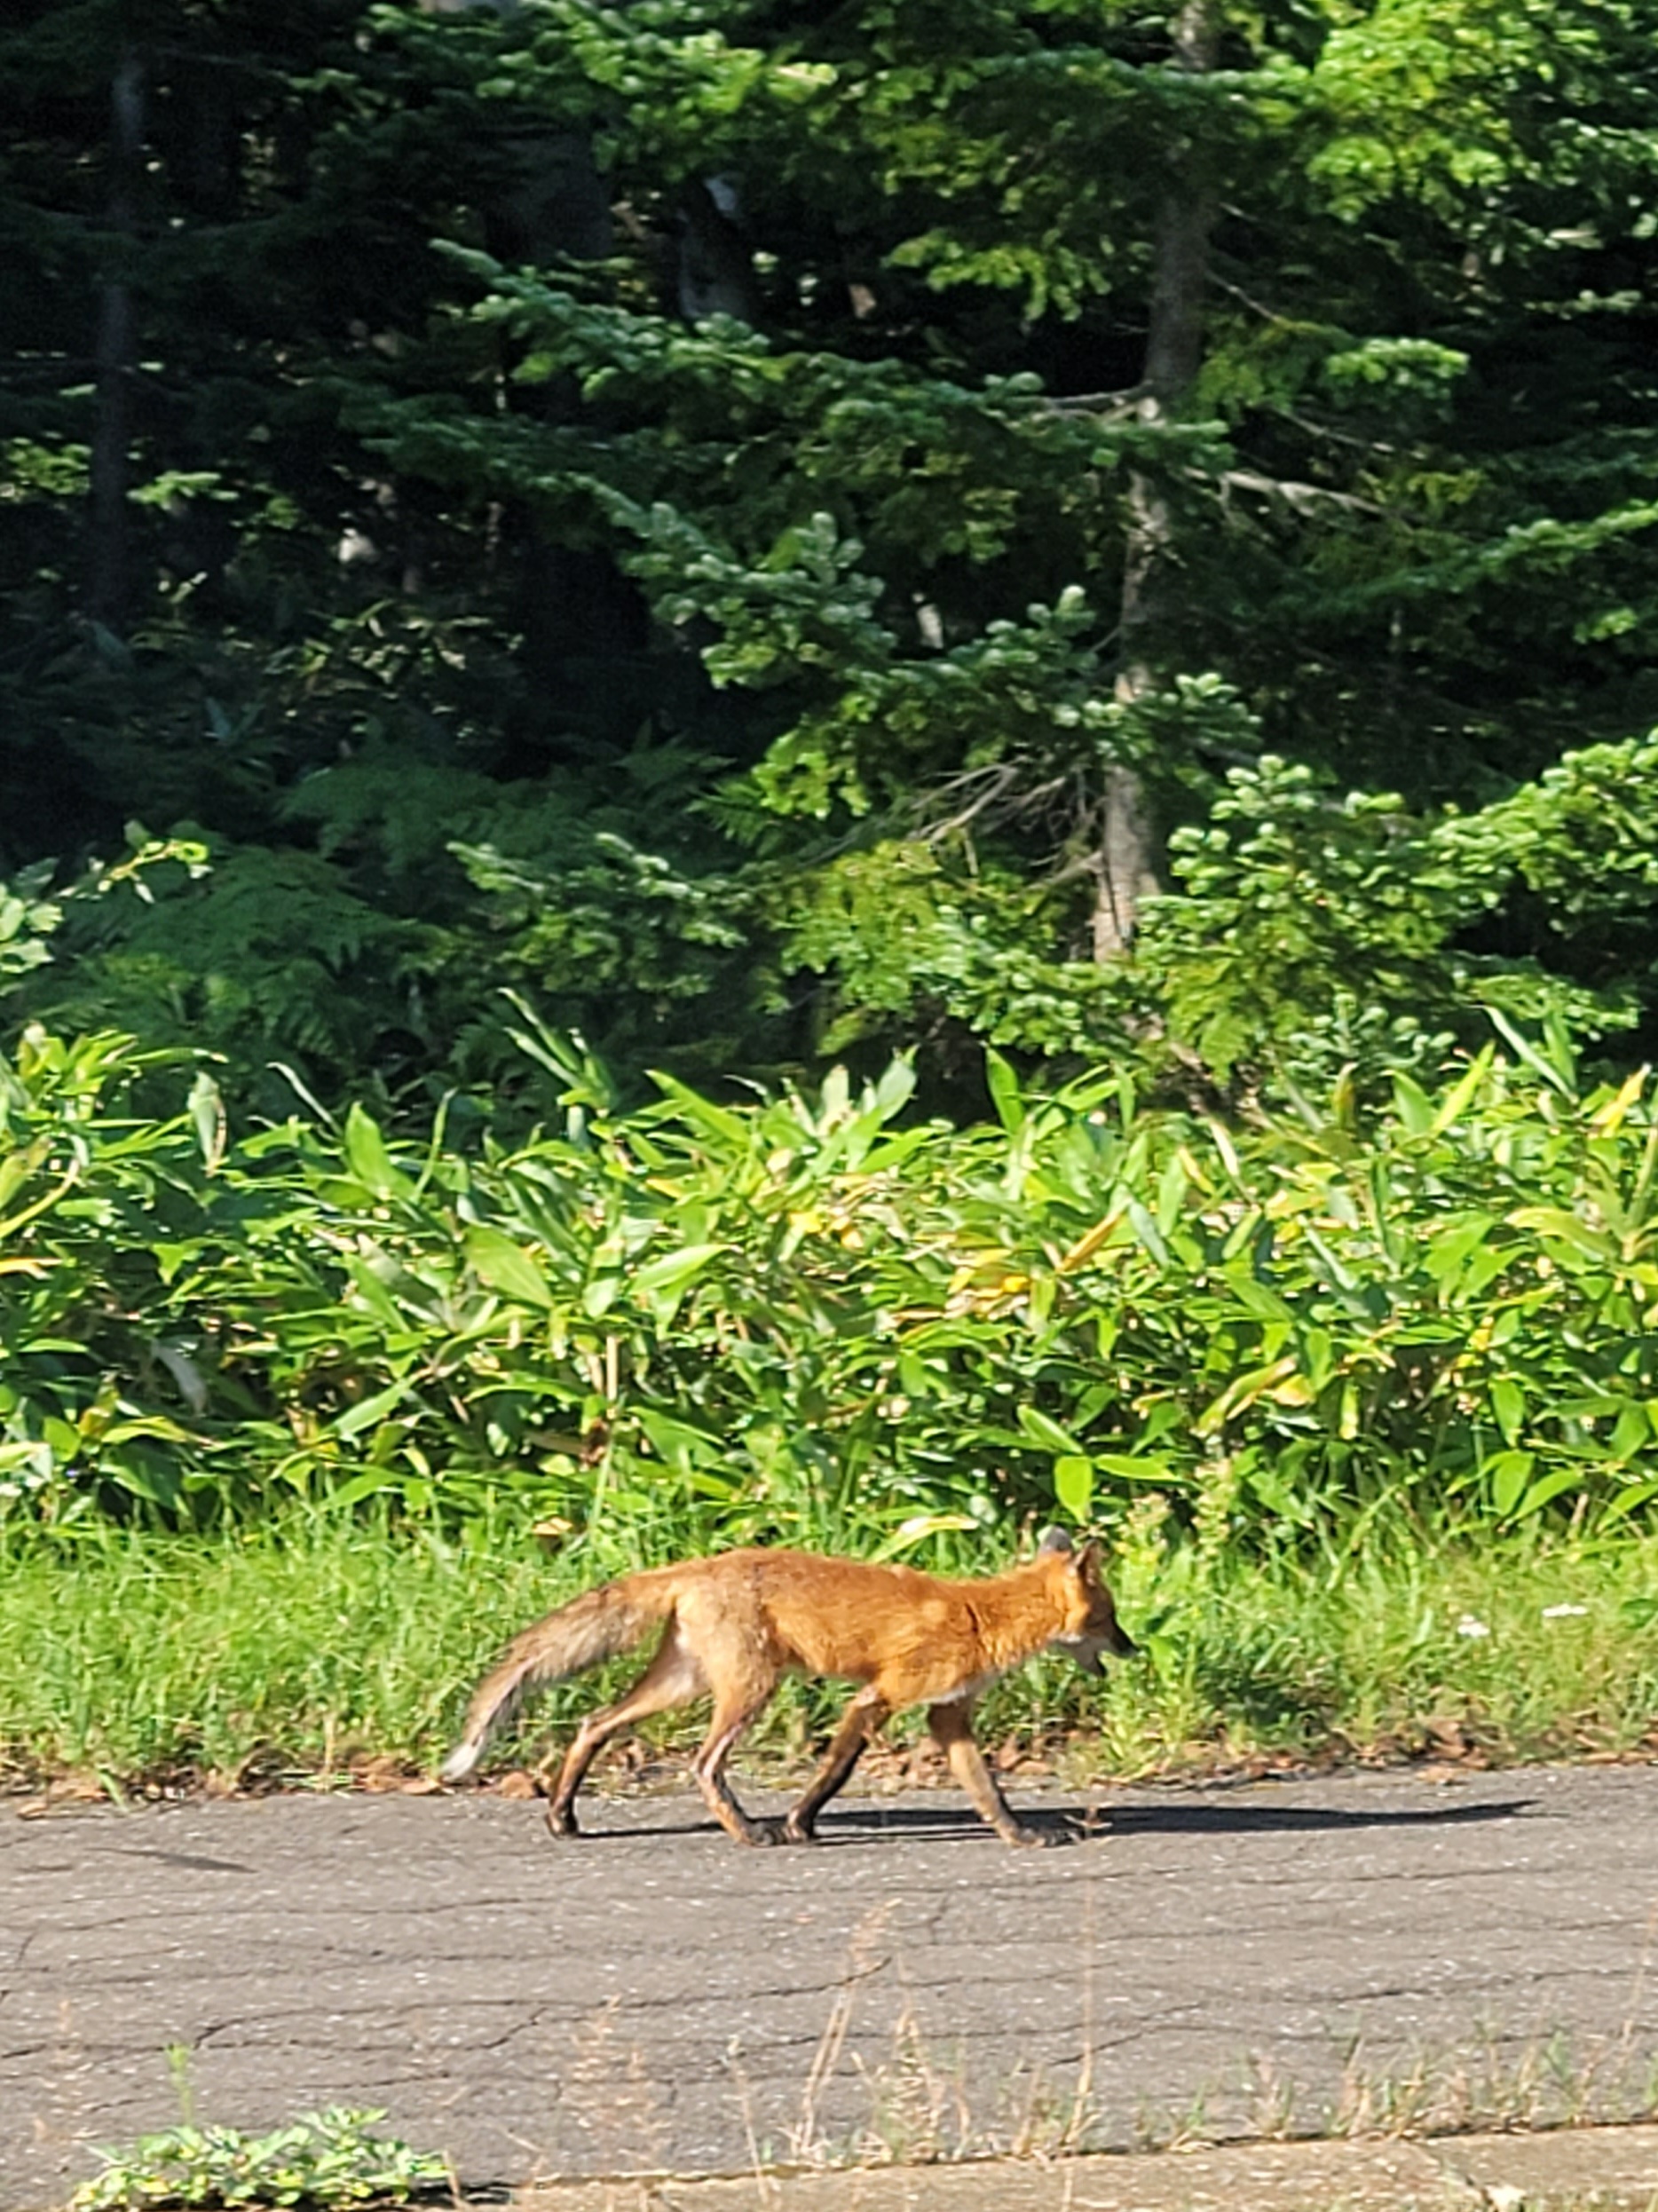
[546, 1717, 618, 1837]
[546, 1641, 699, 1837]
[928, 1701, 1043, 1846]
[692, 1695, 778, 1845]
[782, 1692, 889, 1842]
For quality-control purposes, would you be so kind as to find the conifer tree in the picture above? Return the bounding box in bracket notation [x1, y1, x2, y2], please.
[3, 0, 1655, 1100]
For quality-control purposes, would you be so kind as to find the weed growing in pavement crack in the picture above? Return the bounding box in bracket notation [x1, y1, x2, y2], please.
[1325, 2023, 1658, 2140]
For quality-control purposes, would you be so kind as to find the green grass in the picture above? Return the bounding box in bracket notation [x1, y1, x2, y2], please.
[4, 1509, 1658, 1791]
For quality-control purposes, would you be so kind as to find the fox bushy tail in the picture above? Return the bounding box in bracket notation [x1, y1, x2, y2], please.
[440, 1576, 675, 1781]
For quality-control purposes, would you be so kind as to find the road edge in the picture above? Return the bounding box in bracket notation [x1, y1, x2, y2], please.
[505, 2121, 1658, 2210]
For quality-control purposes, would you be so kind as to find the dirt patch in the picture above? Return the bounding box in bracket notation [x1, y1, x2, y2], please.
[508, 2124, 1658, 2211]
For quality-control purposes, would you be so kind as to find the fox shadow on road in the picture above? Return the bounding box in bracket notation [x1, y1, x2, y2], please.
[809, 1794, 1536, 1847]
[560, 1790, 1536, 1848]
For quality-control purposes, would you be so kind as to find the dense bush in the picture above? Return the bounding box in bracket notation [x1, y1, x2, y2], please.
[4, 1014, 1657, 1550]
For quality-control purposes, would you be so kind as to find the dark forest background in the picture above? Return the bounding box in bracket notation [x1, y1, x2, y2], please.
[5, 0, 1658, 1121]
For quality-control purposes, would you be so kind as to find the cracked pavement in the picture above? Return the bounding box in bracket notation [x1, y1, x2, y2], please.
[4, 1765, 1658, 2208]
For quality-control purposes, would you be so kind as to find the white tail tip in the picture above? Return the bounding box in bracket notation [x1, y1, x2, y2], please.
[439, 1742, 480, 1783]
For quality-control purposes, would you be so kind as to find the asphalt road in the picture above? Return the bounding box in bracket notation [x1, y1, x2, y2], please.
[4, 1765, 1658, 2209]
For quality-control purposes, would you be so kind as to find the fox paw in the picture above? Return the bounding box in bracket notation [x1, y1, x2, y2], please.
[741, 1819, 791, 1847]
[545, 1806, 580, 1840]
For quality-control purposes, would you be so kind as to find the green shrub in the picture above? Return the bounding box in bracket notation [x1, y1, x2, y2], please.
[4, 1008, 1658, 1552]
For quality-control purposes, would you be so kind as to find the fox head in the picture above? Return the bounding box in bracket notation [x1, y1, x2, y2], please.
[1036, 1525, 1138, 1674]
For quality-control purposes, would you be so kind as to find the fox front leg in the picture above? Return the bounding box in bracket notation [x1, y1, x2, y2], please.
[781, 1689, 890, 1844]
[927, 1700, 1050, 1847]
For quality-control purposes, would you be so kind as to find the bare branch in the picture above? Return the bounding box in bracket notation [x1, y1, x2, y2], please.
[1214, 468, 1385, 516]
[914, 762, 1076, 844]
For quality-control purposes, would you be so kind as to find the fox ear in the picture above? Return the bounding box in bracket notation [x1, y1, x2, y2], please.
[1036, 1526, 1074, 1556]
[1078, 1539, 1103, 1584]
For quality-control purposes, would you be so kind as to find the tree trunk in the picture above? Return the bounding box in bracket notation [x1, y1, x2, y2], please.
[1095, 0, 1220, 958]
[1092, 765, 1158, 960]
[675, 178, 762, 324]
[86, 48, 145, 628]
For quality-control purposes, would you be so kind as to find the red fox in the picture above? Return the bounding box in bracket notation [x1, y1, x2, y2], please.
[440, 1528, 1135, 1847]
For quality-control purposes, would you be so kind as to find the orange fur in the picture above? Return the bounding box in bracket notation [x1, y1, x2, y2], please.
[441, 1529, 1135, 1847]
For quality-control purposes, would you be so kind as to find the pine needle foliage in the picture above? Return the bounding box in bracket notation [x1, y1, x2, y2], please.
[3, 0, 1657, 1101]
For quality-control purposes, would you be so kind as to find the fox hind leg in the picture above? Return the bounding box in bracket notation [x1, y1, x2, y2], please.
[691, 1683, 790, 1846]
[781, 1688, 890, 1843]
[545, 1624, 704, 1838]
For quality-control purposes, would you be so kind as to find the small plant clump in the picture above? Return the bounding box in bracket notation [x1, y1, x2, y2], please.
[68, 2107, 449, 2211]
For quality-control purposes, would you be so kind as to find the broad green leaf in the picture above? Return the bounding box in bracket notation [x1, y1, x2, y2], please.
[631, 1241, 729, 1297]
[1240, 1458, 1311, 1525]
[1422, 1216, 1498, 1284]
[870, 1056, 917, 1122]
[1506, 1206, 1614, 1260]
[635, 1408, 723, 1465]
[342, 1255, 407, 1331]
[1124, 1197, 1170, 1268]
[1611, 1401, 1652, 1458]
[1391, 1073, 1434, 1136]
[1155, 1152, 1189, 1236]
[1196, 1356, 1300, 1435]
[984, 1049, 1024, 1137]
[1485, 1007, 1575, 1095]
[465, 1224, 557, 1307]
[1486, 1449, 1533, 1516]
[0, 1139, 48, 1214]
[1017, 1405, 1087, 1457]
[1587, 1065, 1647, 1134]
[1430, 1051, 1494, 1137]
[1513, 1466, 1590, 1520]
[1490, 1378, 1525, 1446]
[1054, 1455, 1093, 1520]
[872, 1513, 977, 1560]
[343, 1104, 409, 1200]
[644, 1072, 750, 1148]
[331, 1378, 415, 1441]
[189, 1070, 226, 1172]
[1220, 1270, 1296, 1324]
[326, 1466, 408, 1509]
[1092, 1453, 1183, 1482]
